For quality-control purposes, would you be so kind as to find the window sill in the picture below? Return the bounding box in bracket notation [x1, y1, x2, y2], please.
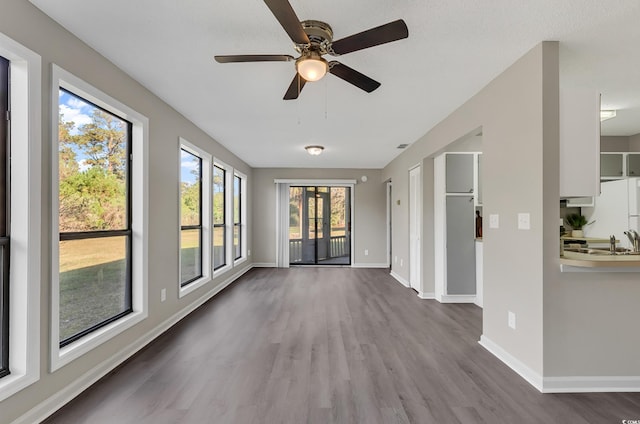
[51, 309, 147, 372]
[213, 264, 231, 278]
[234, 256, 248, 267]
[179, 275, 212, 298]
[0, 369, 39, 403]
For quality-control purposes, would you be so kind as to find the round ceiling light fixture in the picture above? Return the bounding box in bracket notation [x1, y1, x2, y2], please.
[296, 52, 328, 82]
[305, 145, 324, 156]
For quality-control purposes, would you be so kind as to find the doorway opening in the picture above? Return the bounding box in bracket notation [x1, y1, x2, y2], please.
[289, 186, 351, 265]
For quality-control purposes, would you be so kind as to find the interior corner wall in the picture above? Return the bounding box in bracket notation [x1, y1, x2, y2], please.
[0, 1, 252, 422]
[383, 42, 560, 378]
[630, 133, 640, 151]
[600, 136, 630, 152]
[251, 168, 387, 267]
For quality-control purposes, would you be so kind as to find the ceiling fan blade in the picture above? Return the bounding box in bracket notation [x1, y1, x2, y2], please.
[330, 19, 408, 55]
[283, 73, 307, 100]
[329, 62, 381, 93]
[215, 54, 294, 63]
[263, 0, 310, 45]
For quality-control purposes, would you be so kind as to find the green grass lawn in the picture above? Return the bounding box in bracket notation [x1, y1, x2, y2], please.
[59, 232, 207, 342]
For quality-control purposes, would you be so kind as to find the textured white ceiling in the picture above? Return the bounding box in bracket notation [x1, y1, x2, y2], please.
[30, 0, 640, 168]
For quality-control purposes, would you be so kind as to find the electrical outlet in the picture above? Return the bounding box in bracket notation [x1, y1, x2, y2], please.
[400, 259, 403, 267]
[161, 288, 166, 302]
[508, 311, 516, 329]
[364, 249, 369, 256]
[248, 249, 251, 256]
[518, 213, 530, 230]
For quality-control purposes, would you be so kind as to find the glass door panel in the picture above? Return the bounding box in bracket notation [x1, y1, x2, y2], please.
[289, 186, 351, 265]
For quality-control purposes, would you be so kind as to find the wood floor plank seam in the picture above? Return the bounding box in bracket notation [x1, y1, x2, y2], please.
[42, 268, 640, 424]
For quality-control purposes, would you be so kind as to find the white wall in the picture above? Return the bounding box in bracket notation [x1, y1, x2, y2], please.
[384, 40, 640, 387]
[0, 1, 252, 422]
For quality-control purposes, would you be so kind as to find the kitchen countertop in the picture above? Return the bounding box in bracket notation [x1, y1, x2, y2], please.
[560, 250, 640, 269]
[560, 236, 615, 244]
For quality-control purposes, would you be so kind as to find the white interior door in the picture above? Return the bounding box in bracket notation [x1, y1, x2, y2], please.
[409, 166, 421, 291]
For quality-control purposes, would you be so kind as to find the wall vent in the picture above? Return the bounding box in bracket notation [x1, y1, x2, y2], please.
[397, 143, 409, 149]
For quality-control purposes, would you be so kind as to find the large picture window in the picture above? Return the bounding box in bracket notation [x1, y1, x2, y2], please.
[52, 65, 148, 370]
[213, 165, 226, 270]
[57, 88, 133, 347]
[0, 55, 9, 379]
[180, 148, 202, 285]
[233, 174, 242, 260]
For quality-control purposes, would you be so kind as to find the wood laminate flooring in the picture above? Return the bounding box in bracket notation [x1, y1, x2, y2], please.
[44, 268, 640, 423]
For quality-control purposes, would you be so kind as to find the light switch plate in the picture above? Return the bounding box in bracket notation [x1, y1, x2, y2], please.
[508, 311, 516, 329]
[518, 213, 530, 230]
[489, 214, 499, 229]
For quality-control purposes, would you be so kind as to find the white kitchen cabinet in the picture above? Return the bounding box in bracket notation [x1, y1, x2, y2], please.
[627, 153, 640, 177]
[445, 153, 474, 193]
[446, 196, 476, 296]
[566, 197, 595, 207]
[476, 154, 483, 205]
[559, 88, 601, 197]
[601, 153, 624, 178]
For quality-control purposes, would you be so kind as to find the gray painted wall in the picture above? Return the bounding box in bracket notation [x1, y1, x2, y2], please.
[1, 1, 252, 422]
[601, 135, 630, 152]
[251, 168, 387, 267]
[630, 133, 640, 151]
[384, 41, 640, 380]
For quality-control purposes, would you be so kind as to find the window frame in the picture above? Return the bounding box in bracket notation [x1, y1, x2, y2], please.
[57, 87, 133, 348]
[0, 32, 41, 402]
[233, 170, 247, 265]
[179, 147, 203, 286]
[213, 158, 233, 276]
[0, 54, 9, 380]
[51, 64, 148, 371]
[212, 163, 226, 272]
[178, 138, 211, 298]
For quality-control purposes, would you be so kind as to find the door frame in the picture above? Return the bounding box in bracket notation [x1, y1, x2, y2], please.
[274, 179, 356, 267]
[409, 165, 422, 292]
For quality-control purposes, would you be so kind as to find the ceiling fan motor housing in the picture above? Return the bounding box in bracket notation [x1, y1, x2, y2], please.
[296, 20, 334, 55]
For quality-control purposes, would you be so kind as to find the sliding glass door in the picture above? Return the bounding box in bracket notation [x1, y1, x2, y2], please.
[289, 186, 351, 265]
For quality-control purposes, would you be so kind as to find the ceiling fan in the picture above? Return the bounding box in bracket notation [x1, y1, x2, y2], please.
[215, 0, 408, 100]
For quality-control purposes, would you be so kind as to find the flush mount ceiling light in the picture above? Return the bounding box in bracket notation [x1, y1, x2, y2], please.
[296, 53, 328, 82]
[600, 110, 617, 121]
[305, 145, 324, 155]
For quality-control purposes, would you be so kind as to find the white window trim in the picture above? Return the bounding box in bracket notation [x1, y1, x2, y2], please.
[213, 158, 232, 277]
[50, 64, 149, 372]
[179, 138, 212, 298]
[0, 31, 42, 402]
[234, 170, 248, 266]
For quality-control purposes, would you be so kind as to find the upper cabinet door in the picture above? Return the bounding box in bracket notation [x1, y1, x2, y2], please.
[476, 154, 483, 205]
[601, 153, 624, 177]
[627, 153, 640, 177]
[446, 153, 474, 193]
[559, 88, 600, 197]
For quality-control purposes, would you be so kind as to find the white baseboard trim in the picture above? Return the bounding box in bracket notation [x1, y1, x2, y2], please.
[352, 263, 389, 268]
[252, 262, 276, 268]
[438, 294, 477, 303]
[389, 270, 410, 288]
[12, 265, 254, 424]
[418, 292, 435, 299]
[479, 336, 640, 393]
[542, 376, 640, 393]
[478, 335, 544, 392]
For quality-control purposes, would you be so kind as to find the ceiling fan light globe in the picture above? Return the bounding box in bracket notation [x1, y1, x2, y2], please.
[296, 57, 328, 82]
